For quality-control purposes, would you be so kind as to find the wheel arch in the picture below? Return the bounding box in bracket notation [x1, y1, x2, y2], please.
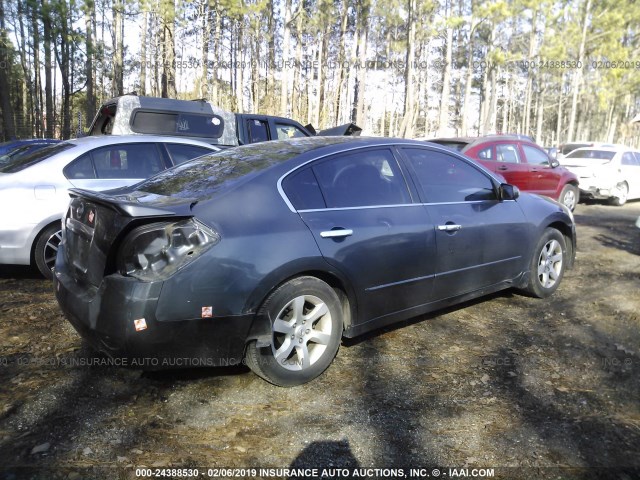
[546, 220, 575, 269]
[30, 218, 64, 265]
[244, 266, 357, 347]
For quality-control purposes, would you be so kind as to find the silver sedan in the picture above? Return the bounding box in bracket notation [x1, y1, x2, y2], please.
[0, 135, 219, 278]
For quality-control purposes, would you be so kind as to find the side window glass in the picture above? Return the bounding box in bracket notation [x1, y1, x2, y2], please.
[91, 144, 164, 179]
[478, 147, 493, 160]
[166, 144, 212, 165]
[247, 120, 270, 143]
[633, 152, 640, 165]
[282, 167, 325, 210]
[275, 123, 308, 139]
[403, 148, 496, 203]
[522, 144, 550, 165]
[64, 153, 96, 179]
[496, 144, 521, 163]
[621, 152, 636, 166]
[312, 149, 411, 208]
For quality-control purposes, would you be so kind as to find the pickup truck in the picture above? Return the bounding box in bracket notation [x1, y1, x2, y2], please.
[88, 95, 360, 146]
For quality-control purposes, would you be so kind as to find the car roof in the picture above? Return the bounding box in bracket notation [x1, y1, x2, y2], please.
[62, 135, 219, 149]
[569, 146, 626, 153]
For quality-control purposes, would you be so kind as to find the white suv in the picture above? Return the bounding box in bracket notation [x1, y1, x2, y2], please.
[561, 147, 640, 206]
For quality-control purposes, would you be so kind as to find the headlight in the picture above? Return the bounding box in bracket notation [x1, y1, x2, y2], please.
[119, 219, 220, 281]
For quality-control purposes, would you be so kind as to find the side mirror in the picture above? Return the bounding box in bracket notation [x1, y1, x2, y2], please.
[550, 159, 560, 168]
[500, 183, 520, 201]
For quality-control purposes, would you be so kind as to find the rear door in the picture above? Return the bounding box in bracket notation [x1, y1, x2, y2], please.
[282, 146, 437, 323]
[399, 147, 529, 300]
[64, 143, 167, 191]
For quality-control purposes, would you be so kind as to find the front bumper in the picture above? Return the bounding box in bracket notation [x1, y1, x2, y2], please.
[54, 251, 253, 368]
[579, 185, 613, 199]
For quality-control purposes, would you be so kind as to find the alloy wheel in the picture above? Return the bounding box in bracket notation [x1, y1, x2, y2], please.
[271, 295, 333, 371]
[537, 239, 563, 289]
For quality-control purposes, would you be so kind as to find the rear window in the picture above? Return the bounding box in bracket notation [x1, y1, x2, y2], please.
[561, 143, 591, 155]
[430, 141, 467, 151]
[139, 139, 323, 200]
[565, 149, 616, 160]
[0, 143, 75, 173]
[131, 111, 224, 138]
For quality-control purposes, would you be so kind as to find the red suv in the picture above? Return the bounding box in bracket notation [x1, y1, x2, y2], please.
[429, 136, 580, 210]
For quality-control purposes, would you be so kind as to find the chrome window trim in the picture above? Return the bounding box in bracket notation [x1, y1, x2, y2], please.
[297, 199, 508, 213]
[277, 141, 459, 213]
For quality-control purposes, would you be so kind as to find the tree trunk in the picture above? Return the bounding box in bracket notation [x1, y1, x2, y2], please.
[264, 0, 275, 111]
[31, 2, 43, 137]
[352, 0, 369, 127]
[211, 5, 220, 105]
[112, 0, 124, 96]
[399, 0, 416, 137]
[333, 0, 349, 124]
[556, 73, 564, 144]
[85, 0, 95, 128]
[437, 0, 453, 137]
[53, 1, 71, 139]
[236, 20, 244, 112]
[567, 0, 591, 143]
[279, 0, 292, 116]
[163, 0, 176, 98]
[199, 0, 209, 99]
[292, 1, 304, 119]
[535, 90, 544, 143]
[140, 8, 148, 96]
[0, 0, 15, 139]
[42, 0, 54, 137]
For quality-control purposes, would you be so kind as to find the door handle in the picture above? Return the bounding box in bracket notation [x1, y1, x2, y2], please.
[437, 224, 462, 232]
[320, 229, 353, 238]
[497, 166, 508, 171]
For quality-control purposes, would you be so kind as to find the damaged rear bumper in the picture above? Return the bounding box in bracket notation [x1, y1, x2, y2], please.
[54, 251, 252, 369]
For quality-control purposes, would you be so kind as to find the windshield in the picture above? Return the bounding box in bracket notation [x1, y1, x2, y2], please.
[565, 149, 616, 161]
[139, 137, 351, 200]
[0, 143, 76, 173]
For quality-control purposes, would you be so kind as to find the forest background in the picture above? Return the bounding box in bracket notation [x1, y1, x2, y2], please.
[0, 0, 639, 147]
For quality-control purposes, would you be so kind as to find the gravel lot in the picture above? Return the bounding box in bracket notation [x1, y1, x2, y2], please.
[0, 201, 639, 480]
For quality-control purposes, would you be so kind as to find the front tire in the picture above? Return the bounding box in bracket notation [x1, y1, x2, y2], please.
[521, 228, 567, 298]
[609, 182, 628, 206]
[245, 276, 343, 387]
[559, 184, 579, 211]
[34, 223, 62, 280]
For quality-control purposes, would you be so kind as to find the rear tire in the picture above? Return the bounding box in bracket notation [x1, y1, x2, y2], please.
[245, 276, 343, 387]
[521, 228, 567, 298]
[34, 223, 62, 280]
[559, 184, 579, 211]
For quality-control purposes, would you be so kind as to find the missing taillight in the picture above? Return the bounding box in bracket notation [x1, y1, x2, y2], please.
[118, 219, 220, 281]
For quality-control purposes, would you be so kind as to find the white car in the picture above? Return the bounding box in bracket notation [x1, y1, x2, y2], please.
[0, 135, 219, 278]
[561, 147, 640, 206]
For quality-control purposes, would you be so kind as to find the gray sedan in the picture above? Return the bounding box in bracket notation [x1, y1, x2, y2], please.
[0, 135, 219, 278]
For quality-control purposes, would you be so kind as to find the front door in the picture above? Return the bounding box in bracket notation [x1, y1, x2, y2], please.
[474, 142, 531, 191]
[522, 144, 559, 197]
[399, 147, 530, 300]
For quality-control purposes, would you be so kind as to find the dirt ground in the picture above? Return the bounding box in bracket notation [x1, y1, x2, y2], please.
[0, 201, 639, 480]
